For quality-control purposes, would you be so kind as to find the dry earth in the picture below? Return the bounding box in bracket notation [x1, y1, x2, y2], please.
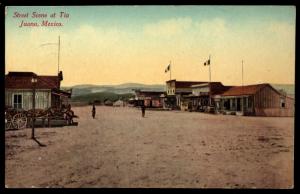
[5, 106, 294, 188]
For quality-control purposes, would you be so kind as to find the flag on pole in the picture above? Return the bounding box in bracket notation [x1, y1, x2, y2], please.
[204, 59, 210, 66]
[165, 64, 170, 73]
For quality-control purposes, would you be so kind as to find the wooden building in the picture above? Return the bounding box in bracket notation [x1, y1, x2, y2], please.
[181, 82, 231, 112]
[134, 90, 164, 108]
[165, 80, 207, 109]
[5, 71, 71, 110]
[219, 83, 294, 117]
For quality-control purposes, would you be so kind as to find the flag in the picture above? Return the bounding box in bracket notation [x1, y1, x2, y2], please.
[165, 64, 170, 73]
[204, 59, 210, 66]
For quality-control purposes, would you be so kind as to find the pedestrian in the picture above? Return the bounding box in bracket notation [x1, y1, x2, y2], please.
[92, 104, 96, 119]
[141, 104, 146, 117]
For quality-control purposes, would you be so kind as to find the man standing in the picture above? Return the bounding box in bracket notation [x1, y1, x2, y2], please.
[92, 104, 96, 119]
[141, 104, 146, 117]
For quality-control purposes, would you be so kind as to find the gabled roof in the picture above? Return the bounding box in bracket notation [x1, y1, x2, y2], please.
[5, 72, 60, 89]
[209, 82, 233, 95]
[221, 84, 270, 96]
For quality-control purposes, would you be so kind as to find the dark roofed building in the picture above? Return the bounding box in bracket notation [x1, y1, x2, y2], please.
[5, 71, 71, 110]
[134, 90, 165, 108]
[219, 83, 294, 116]
[221, 84, 267, 96]
[5, 72, 61, 89]
[165, 79, 211, 109]
[181, 82, 231, 112]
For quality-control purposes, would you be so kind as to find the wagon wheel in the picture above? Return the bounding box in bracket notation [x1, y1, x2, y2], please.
[5, 113, 13, 130]
[12, 113, 27, 130]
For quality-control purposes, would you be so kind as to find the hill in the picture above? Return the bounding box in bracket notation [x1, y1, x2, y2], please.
[70, 92, 134, 103]
[271, 84, 294, 98]
[62, 83, 165, 97]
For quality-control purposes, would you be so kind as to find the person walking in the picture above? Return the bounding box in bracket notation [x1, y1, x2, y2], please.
[141, 104, 146, 117]
[92, 104, 96, 119]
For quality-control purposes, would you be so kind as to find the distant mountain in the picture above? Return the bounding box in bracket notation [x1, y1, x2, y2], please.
[271, 84, 295, 98]
[71, 92, 134, 103]
[61, 83, 165, 97]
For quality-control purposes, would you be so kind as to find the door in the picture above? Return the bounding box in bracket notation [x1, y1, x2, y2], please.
[237, 98, 241, 111]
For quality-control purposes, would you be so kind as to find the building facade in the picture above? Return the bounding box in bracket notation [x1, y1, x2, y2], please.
[181, 82, 231, 112]
[134, 90, 165, 108]
[165, 80, 207, 109]
[5, 71, 71, 111]
[219, 84, 294, 116]
[165, 79, 294, 117]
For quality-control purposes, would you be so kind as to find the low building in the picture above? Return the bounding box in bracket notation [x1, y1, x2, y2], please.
[134, 90, 165, 108]
[219, 83, 294, 117]
[113, 99, 124, 107]
[5, 71, 71, 110]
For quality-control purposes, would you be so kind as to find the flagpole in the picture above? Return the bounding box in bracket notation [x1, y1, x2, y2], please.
[209, 55, 211, 83]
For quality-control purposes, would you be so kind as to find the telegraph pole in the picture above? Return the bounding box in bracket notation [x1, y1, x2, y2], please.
[242, 60, 244, 114]
[58, 36, 60, 74]
[209, 55, 211, 106]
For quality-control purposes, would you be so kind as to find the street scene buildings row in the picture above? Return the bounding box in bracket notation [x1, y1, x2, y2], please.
[133, 80, 294, 117]
[4, 71, 294, 117]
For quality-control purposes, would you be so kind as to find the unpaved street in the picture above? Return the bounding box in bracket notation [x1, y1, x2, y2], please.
[5, 106, 294, 188]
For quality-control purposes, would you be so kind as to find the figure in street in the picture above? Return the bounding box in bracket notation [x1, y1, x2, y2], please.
[141, 104, 146, 117]
[92, 104, 96, 119]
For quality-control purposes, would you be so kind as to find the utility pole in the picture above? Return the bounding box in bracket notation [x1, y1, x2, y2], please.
[31, 76, 37, 139]
[209, 55, 211, 106]
[58, 35, 60, 74]
[242, 60, 244, 114]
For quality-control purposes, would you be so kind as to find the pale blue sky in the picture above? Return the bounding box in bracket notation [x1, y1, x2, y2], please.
[5, 6, 295, 86]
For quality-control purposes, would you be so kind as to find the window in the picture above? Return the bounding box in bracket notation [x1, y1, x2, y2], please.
[281, 98, 285, 108]
[13, 94, 22, 109]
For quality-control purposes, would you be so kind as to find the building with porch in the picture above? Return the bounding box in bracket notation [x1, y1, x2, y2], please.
[5, 71, 71, 111]
[219, 83, 294, 116]
[165, 80, 207, 109]
[181, 82, 232, 112]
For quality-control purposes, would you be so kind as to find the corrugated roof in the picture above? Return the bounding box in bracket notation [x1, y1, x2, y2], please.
[221, 84, 268, 96]
[5, 72, 60, 89]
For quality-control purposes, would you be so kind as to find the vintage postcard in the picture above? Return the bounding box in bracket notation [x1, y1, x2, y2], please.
[4, 5, 295, 188]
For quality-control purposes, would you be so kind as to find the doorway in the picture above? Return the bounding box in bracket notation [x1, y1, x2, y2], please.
[237, 98, 241, 111]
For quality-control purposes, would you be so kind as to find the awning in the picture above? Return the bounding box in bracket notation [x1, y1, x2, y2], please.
[52, 89, 72, 98]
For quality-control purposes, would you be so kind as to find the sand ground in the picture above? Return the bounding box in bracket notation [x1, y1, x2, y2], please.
[5, 106, 294, 188]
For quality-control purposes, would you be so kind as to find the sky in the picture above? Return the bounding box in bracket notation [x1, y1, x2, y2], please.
[5, 6, 295, 87]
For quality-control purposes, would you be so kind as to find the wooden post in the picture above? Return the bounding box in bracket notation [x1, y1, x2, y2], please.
[31, 78, 36, 139]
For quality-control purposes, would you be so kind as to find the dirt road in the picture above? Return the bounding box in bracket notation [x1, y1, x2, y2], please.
[5, 106, 294, 188]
